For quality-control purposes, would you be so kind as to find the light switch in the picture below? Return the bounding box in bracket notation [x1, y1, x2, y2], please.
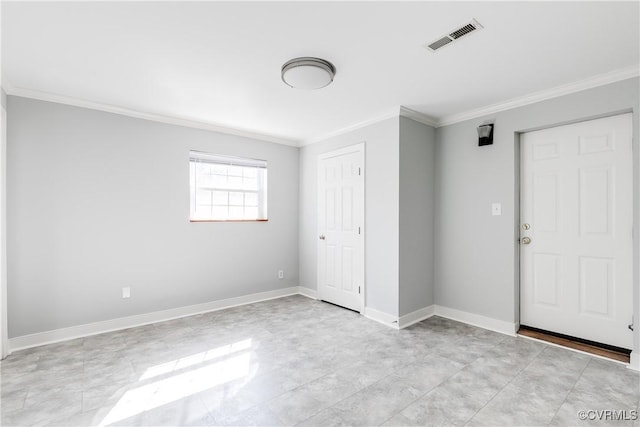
[491, 203, 502, 216]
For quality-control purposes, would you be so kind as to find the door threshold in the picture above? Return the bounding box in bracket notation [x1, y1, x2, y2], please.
[320, 300, 360, 314]
[518, 325, 630, 364]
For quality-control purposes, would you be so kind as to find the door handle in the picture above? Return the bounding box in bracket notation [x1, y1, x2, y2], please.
[319, 235, 325, 240]
[521, 236, 532, 245]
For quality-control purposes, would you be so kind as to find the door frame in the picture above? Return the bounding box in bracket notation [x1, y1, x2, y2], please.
[317, 142, 366, 313]
[516, 111, 637, 357]
[1, 105, 7, 359]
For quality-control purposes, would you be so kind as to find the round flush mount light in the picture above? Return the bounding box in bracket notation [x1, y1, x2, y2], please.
[281, 57, 336, 89]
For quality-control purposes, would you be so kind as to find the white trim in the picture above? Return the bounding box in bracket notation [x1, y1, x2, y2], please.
[363, 307, 399, 329]
[1, 77, 12, 96]
[6, 66, 636, 148]
[302, 107, 438, 146]
[318, 142, 366, 160]
[0, 106, 6, 360]
[629, 352, 640, 372]
[398, 305, 436, 329]
[299, 66, 639, 146]
[3, 84, 299, 147]
[8, 287, 299, 352]
[399, 107, 438, 128]
[297, 286, 318, 300]
[303, 108, 400, 146]
[437, 65, 640, 127]
[434, 305, 517, 337]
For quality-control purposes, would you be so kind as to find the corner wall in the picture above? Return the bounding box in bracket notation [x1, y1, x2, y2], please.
[399, 117, 436, 316]
[434, 78, 640, 349]
[7, 96, 299, 338]
[298, 118, 400, 317]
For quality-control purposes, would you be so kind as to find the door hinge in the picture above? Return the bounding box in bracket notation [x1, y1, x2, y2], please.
[358, 226, 361, 235]
[358, 286, 361, 294]
[629, 316, 634, 332]
[358, 167, 361, 176]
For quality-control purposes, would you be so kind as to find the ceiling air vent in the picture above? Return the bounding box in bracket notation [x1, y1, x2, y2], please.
[425, 19, 483, 52]
[428, 36, 453, 51]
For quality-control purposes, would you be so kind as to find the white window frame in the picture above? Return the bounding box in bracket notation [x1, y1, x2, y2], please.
[189, 151, 268, 222]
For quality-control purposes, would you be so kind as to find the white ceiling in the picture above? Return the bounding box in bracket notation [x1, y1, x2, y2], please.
[2, 1, 639, 146]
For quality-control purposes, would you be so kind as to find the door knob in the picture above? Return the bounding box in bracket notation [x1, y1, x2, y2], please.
[319, 235, 325, 240]
[521, 236, 532, 245]
[522, 223, 531, 230]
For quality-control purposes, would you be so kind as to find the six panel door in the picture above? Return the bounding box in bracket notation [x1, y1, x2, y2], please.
[520, 113, 633, 349]
[317, 144, 364, 312]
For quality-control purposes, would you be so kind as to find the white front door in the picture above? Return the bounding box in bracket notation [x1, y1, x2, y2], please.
[318, 143, 364, 312]
[520, 113, 633, 349]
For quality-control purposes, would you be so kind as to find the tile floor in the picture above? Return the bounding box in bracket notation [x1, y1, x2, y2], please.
[1, 295, 639, 426]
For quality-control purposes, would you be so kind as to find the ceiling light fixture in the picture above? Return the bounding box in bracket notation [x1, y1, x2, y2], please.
[281, 57, 336, 90]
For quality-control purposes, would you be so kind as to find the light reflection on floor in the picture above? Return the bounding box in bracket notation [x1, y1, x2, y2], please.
[3, 296, 637, 427]
[99, 339, 253, 426]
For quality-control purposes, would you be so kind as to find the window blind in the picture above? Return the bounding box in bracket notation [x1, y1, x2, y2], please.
[189, 151, 267, 169]
[189, 150, 268, 221]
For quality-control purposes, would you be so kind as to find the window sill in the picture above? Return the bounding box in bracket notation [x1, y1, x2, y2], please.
[190, 219, 269, 223]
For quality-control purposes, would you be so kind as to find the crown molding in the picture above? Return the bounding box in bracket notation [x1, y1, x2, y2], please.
[5, 64, 637, 147]
[3, 85, 300, 147]
[301, 106, 437, 147]
[300, 107, 401, 146]
[399, 106, 438, 128]
[437, 65, 640, 127]
[2, 77, 15, 95]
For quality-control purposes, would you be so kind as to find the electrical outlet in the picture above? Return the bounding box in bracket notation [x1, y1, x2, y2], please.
[122, 286, 131, 299]
[278, 270, 284, 279]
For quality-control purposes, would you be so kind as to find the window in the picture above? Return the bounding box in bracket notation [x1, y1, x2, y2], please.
[189, 151, 267, 221]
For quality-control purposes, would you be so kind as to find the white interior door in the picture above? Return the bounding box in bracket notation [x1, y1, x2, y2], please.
[318, 143, 364, 312]
[520, 113, 633, 349]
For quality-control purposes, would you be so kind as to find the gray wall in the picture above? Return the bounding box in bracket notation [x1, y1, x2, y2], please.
[7, 96, 299, 337]
[435, 78, 640, 327]
[299, 118, 400, 316]
[7, 77, 637, 341]
[399, 117, 435, 316]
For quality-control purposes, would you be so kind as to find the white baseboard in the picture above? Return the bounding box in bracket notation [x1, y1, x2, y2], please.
[8, 287, 300, 352]
[398, 305, 435, 329]
[629, 351, 639, 371]
[364, 307, 399, 329]
[297, 286, 318, 300]
[6, 291, 522, 353]
[434, 305, 517, 337]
